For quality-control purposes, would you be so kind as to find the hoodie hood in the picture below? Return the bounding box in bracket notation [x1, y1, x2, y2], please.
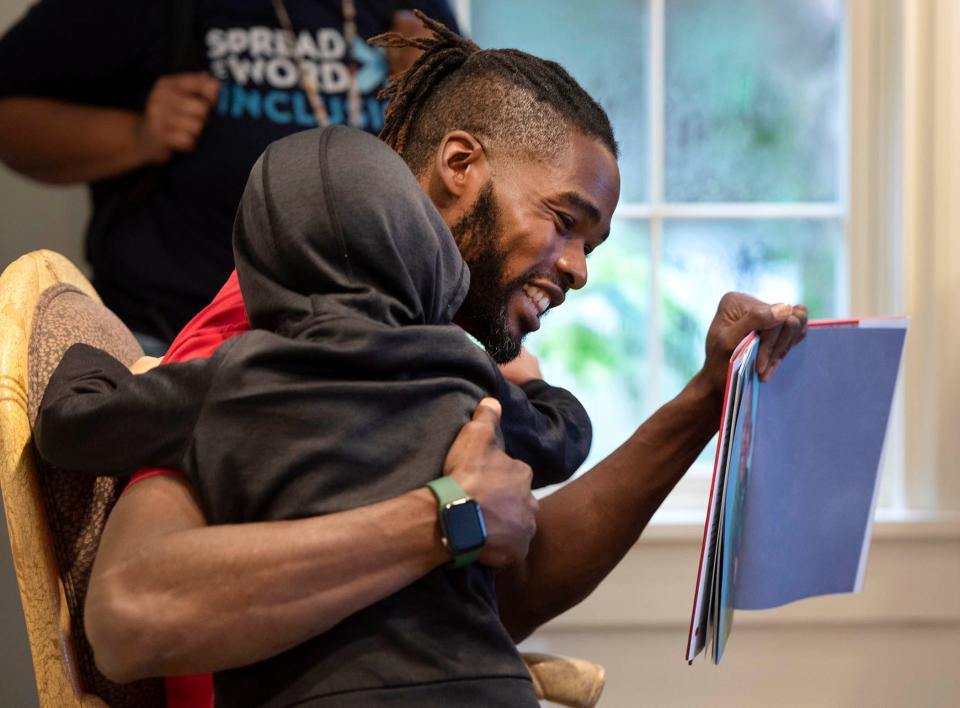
[233, 126, 469, 334]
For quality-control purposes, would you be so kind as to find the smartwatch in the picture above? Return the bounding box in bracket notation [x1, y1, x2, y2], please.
[425, 477, 487, 568]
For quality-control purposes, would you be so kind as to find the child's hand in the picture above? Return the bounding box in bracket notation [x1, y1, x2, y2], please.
[498, 347, 543, 386]
[129, 356, 162, 375]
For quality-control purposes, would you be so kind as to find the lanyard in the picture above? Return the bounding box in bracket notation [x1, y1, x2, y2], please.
[271, 0, 362, 128]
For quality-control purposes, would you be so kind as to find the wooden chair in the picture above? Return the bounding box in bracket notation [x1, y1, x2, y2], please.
[0, 250, 604, 708]
[0, 250, 163, 706]
[526, 652, 606, 708]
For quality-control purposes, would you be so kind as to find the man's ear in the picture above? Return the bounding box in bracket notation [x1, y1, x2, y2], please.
[429, 130, 489, 207]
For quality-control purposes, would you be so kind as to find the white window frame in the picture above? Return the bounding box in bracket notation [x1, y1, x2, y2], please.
[642, 0, 850, 509]
[895, 0, 960, 515]
[459, 0, 960, 518]
[640, 0, 847, 411]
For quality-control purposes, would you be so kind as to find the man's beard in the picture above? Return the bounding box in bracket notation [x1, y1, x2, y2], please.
[451, 182, 530, 364]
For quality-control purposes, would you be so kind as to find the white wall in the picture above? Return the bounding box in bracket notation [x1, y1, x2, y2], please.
[0, 169, 88, 272]
[523, 517, 960, 707]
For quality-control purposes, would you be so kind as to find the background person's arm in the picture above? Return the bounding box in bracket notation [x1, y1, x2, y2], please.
[0, 0, 218, 184]
[496, 294, 808, 640]
[0, 98, 150, 184]
[0, 73, 219, 184]
[84, 399, 537, 682]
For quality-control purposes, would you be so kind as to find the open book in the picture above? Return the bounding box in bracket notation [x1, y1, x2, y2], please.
[685, 318, 908, 664]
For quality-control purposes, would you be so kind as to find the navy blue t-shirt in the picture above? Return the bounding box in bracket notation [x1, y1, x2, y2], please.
[0, 0, 458, 338]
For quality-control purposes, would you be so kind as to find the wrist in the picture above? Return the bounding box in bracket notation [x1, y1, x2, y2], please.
[686, 368, 725, 422]
[131, 113, 168, 167]
[407, 487, 450, 567]
[424, 478, 487, 568]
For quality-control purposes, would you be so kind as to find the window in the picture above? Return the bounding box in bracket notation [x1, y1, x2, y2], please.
[470, 0, 848, 505]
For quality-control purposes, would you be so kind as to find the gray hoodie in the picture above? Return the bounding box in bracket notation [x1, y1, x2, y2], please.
[36, 126, 591, 706]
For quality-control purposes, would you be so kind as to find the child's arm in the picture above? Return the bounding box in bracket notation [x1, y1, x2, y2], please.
[33, 343, 213, 475]
[497, 375, 593, 488]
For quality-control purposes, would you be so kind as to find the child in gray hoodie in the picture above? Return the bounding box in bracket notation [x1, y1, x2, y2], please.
[34, 126, 590, 707]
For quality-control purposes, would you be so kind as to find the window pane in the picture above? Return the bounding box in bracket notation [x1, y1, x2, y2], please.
[656, 218, 841, 481]
[660, 219, 842, 403]
[470, 0, 648, 202]
[665, 0, 843, 202]
[526, 220, 650, 475]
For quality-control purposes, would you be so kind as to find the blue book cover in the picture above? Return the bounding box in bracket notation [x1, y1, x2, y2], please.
[686, 318, 908, 664]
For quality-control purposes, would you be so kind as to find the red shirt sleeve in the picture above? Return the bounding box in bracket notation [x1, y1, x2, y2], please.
[118, 271, 248, 708]
[125, 269, 250, 490]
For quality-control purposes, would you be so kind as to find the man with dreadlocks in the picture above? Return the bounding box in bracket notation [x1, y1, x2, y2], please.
[78, 12, 808, 707]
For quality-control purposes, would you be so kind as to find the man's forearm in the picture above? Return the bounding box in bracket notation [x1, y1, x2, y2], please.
[497, 371, 722, 640]
[87, 397, 531, 681]
[86, 475, 446, 682]
[0, 98, 148, 183]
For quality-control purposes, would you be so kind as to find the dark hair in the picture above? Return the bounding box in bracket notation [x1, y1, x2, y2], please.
[371, 11, 619, 176]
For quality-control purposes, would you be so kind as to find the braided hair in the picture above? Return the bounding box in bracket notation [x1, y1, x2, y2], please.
[370, 11, 618, 176]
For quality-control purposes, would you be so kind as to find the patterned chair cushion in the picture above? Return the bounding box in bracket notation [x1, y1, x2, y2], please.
[27, 283, 165, 708]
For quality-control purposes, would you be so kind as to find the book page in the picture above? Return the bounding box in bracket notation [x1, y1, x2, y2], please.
[731, 324, 907, 610]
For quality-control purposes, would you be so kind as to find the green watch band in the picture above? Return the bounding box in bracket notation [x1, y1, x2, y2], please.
[426, 477, 487, 568]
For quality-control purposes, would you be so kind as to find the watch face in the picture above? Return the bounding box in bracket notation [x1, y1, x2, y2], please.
[444, 499, 487, 554]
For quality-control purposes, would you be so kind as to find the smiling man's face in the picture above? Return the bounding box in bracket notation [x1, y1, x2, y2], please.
[451, 132, 620, 363]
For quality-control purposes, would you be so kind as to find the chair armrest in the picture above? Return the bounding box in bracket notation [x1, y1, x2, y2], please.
[522, 651, 606, 708]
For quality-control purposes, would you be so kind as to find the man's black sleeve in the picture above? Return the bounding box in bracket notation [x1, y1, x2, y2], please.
[497, 377, 593, 489]
[0, 0, 160, 103]
[33, 343, 214, 476]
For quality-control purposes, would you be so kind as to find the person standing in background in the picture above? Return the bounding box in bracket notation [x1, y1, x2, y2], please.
[0, 0, 458, 354]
